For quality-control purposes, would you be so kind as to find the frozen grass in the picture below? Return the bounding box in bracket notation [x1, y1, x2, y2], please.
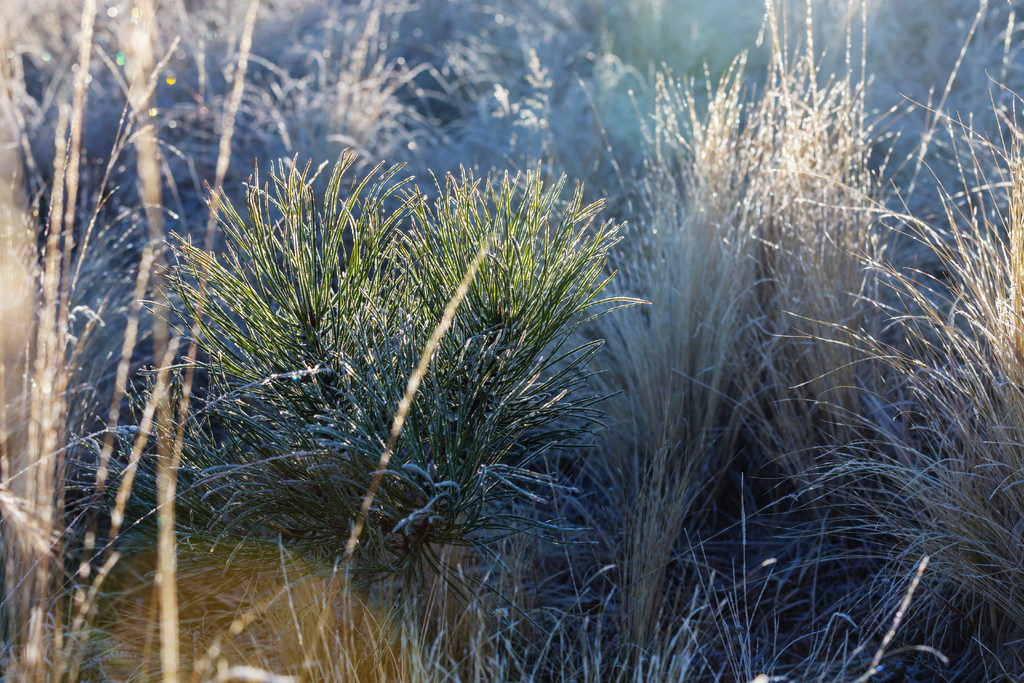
[587, 11, 884, 666]
[7, 0, 1024, 681]
[838, 119, 1024, 673]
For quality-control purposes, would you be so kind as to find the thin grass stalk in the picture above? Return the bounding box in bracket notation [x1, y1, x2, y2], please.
[854, 556, 932, 683]
[0, 4, 30, 499]
[0, 17, 38, 677]
[902, 0, 990, 199]
[1012, 143, 1024, 360]
[14, 101, 70, 682]
[344, 231, 491, 561]
[125, 1, 178, 679]
[56, 0, 97, 350]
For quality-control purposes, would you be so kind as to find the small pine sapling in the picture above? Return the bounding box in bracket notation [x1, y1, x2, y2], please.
[120, 151, 623, 583]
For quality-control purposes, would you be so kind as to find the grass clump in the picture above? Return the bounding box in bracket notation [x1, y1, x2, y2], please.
[587, 7, 883, 664]
[121, 150, 623, 583]
[844, 129, 1024, 669]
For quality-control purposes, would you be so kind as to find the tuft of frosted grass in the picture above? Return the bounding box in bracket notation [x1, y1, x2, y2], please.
[842, 115, 1024, 669]
[587, 2, 884, 664]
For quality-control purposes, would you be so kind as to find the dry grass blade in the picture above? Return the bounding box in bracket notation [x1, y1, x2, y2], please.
[855, 556, 935, 682]
[123, 1, 181, 679]
[344, 233, 490, 561]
